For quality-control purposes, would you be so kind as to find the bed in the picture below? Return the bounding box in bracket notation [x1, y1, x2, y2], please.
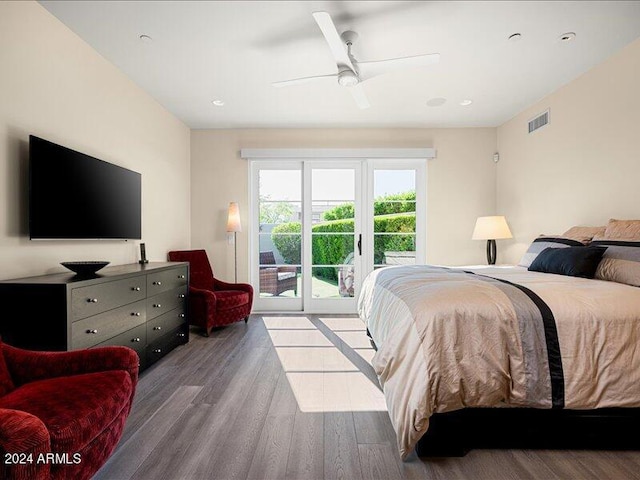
[358, 261, 640, 459]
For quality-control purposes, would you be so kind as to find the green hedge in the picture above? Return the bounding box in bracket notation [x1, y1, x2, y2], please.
[270, 222, 301, 266]
[310, 219, 354, 280]
[372, 214, 415, 265]
[323, 191, 416, 221]
[272, 213, 415, 282]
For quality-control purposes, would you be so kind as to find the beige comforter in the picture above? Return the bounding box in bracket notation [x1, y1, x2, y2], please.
[358, 265, 640, 459]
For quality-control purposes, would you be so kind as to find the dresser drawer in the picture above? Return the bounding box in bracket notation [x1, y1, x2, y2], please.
[146, 324, 188, 367]
[147, 286, 187, 320]
[71, 300, 147, 349]
[147, 266, 188, 296]
[147, 306, 186, 344]
[95, 323, 146, 358]
[71, 277, 146, 321]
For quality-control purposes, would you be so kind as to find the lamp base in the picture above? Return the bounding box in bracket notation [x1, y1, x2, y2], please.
[486, 239, 497, 265]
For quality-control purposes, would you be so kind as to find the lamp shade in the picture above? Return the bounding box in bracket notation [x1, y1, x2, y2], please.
[226, 202, 241, 233]
[472, 216, 512, 240]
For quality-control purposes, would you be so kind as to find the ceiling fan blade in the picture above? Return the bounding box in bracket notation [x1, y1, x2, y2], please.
[312, 11, 356, 72]
[358, 53, 440, 80]
[272, 74, 337, 88]
[349, 84, 370, 109]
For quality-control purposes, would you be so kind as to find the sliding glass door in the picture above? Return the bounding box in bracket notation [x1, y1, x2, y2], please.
[304, 162, 362, 313]
[251, 159, 424, 313]
[366, 161, 426, 271]
[252, 164, 303, 311]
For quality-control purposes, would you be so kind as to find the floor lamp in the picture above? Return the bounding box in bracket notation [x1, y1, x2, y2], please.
[472, 215, 512, 265]
[226, 202, 241, 282]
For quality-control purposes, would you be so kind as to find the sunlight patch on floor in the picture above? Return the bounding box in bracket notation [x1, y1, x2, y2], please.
[261, 316, 316, 329]
[263, 316, 386, 413]
[331, 330, 372, 349]
[315, 317, 366, 331]
[267, 329, 333, 347]
[274, 347, 359, 372]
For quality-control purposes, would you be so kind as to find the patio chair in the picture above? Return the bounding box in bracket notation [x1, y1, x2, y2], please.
[259, 251, 298, 296]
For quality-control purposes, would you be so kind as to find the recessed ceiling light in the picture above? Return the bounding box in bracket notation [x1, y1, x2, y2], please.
[139, 34, 153, 42]
[508, 33, 522, 42]
[459, 99, 473, 106]
[426, 97, 447, 107]
[559, 32, 576, 42]
[211, 100, 225, 107]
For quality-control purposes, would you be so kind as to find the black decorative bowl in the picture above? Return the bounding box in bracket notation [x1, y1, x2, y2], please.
[61, 261, 110, 276]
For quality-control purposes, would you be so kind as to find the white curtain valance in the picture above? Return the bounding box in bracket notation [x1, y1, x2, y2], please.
[240, 148, 436, 160]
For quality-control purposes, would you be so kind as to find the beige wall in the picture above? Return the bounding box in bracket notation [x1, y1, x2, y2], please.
[497, 38, 640, 264]
[0, 2, 191, 280]
[191, 128, 497, 282]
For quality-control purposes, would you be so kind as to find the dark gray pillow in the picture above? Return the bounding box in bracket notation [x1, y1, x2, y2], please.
[518, 237, 585, 268]
[528, 246, 607, 278]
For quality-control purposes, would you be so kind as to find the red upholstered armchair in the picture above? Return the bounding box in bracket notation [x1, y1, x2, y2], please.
[0, 341, 138, 480]
[167, 249, 253, 336]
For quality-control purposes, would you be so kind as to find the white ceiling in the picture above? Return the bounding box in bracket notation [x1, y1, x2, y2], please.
[40, 1, 640, 129]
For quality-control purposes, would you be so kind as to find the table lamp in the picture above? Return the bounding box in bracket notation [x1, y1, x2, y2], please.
[472, 215, 512, 265]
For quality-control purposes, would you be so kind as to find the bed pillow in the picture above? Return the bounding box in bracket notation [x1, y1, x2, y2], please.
[562, 225, 606, 244]
[528, 246, 607, 278]
[518, 237, 585, 268]
[591, 240, 640, 287]
[594, 219, 640, 241]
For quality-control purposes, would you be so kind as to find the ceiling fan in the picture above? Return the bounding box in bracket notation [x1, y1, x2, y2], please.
[272, 11, 440, 109]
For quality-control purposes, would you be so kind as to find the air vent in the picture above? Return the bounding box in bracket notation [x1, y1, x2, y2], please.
[528, 109, 549, 133]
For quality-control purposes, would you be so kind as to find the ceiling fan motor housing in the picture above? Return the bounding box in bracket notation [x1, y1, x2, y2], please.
[338, 69, 359, 86]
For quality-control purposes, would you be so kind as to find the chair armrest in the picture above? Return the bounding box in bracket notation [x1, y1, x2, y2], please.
[2, 344, 139, 388]
[259, 267, 278, 279]
[189, 286, 216, 302]
[0, 408, 51, 480]
[277, 265, 297, 274]
[213, 278, 254, 295]
[188, 286, 217, 316]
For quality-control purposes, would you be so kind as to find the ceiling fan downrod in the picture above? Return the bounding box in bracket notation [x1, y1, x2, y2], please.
[338, 30, 360, 86]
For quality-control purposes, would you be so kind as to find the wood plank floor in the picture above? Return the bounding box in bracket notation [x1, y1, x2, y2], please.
[95, 314, 640, 480]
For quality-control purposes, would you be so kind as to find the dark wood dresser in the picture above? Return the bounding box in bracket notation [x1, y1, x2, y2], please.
[0, 262, 189, 371]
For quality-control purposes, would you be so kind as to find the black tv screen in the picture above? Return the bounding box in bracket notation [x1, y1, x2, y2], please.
[29, 135, 142, 240]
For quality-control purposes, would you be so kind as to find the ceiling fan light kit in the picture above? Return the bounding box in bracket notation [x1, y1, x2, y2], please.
[273, 11, 440, 109]
[338, 70, 359, 87]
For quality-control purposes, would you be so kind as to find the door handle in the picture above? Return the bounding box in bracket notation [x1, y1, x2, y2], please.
[357, 234, 362, 256]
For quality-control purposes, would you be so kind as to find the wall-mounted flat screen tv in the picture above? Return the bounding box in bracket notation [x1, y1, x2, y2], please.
[29, 135, 142, 240]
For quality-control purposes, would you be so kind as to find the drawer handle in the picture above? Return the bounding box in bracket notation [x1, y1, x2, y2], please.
[178, 294, 185, 299]
[131, 312, 141, 317]
[179, 313, 185, 318]
[177, 333, 186, 338]
[153, 281, 162, 286]
[132, 287, 141, 291]
[178, 275, 186, 279]
[153, 326, 162, 331]
[87, 298, 98, 303]
[132, 337, 141, 343]
[87, 329, 98, 334]
[153, 348, 162, 353]
[153, 303, 162, 308]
